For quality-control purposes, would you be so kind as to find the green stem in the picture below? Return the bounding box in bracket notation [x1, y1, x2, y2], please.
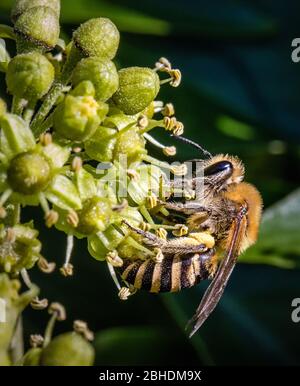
[11, 96, 25, 115]
[23, 100, 36, 124]
[139, 204, 154, 224]
[35, 112, 54, 137]
[31, 82, 64, 134]
[43, 313, 57, 348]
[10, 316, 24, 365]
[140, 119, 164, 134]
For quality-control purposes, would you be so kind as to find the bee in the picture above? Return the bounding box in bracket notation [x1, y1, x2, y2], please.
[118, 142, 263, 337]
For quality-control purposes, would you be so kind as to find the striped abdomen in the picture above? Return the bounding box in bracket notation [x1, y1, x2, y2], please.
[119, 249, 215, 293]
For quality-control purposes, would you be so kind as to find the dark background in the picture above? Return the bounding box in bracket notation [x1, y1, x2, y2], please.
[1, 0, 300, 365]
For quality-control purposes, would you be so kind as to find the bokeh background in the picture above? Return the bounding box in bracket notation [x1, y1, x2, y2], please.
[1, 0, 300, 365]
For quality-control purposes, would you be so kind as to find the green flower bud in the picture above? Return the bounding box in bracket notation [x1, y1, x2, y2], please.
[72, 57, 119, 101]
[21, 347, 42, 366]
[84, 126, 117, 162]
[0, 223, 42, 273]
[88, 206, 143, 261]
[40, 332, 95, 366]
[70, 80, 95, 97]
[14, 6, 60, 52]
[114, 127, 146, 163]
[113, 67, 160, 115]
[7, 151, 52, 195]
[73, 18, 119, 60]
[77, 196, 112, 235]
[53, 94, 105, 142]
[6, 52, 55, 101]
[128, 164, 164, 206]
[11, 0, 60, 23]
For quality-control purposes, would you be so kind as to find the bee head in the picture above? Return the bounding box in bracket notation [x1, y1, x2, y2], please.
[203, 154, 244, 190]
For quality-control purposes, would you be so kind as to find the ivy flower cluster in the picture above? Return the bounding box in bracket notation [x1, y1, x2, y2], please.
[0, 0, 188, 365]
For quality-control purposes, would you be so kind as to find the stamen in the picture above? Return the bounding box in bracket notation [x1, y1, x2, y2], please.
[162, 103, 175, 117]
[37, 256, 56, 273]
[31, 297, 49, 310]
[155, 228, 168, 240]
[146, 194, 157, 209]
[172, 224, 189, 237]
[107, 261, 121, 290]
[118, 287, 132, 301]
[73, 320, 94, 341]
[137, 114, 149, 130]
[30, 334, 44, 348]
[67, 210, 79, 227]
[106, 250, 123, 267]
[43, 302, 66, 347]
[154, 57, 172, 72]
[45, 210, 59, 228]
[152, 248, 164, 263]
[60, 235, 74, 276]
[143, 133, 176, 157]
[71, 156, 82, 172]
[39, 132, 53, 146]
[139, 204, 154, 224]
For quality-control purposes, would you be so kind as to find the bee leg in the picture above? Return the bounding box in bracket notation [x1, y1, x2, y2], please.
[159, 200, 209, 216]
[204, 252, 219, 278]
[122, 220, 164, 248]
[162, 242, 208, 257]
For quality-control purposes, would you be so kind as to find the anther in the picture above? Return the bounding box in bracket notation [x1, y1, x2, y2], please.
[67, 210, 79, 227]
[172, 224, 189, 237]
[73, 320, 94, 341]
[30, 334, 44, 348]
[45, 210, 59, 228]
[106, 250, 123, 268]
[60, 263, 74, 277]
[49, 302, 66, 321]
[118, 287, 132, 301]
[37, 257, 56, 274]
[146, 194, 158, 209]
[31, 297, 49, 310]
[153, 248, 164, 263]
[39, 132, 53, 146]
[155, 228, 168, 240]
[72, 156, 82, 173]
[163, 146, 176, 157]
[162, 103, 175, 117]
[137, 114, 149, 130]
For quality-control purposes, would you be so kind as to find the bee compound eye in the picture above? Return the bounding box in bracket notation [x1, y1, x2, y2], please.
[204, 161, 233, 176]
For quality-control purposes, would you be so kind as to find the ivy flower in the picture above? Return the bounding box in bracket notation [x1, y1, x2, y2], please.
[0, 113, 82, 226]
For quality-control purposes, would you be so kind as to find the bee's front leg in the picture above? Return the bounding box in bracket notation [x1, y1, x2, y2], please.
[122, 220, 164, 248]
[160, 200, 209, 217]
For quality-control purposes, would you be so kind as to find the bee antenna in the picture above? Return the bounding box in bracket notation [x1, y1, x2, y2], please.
[170, 134, 212, 158]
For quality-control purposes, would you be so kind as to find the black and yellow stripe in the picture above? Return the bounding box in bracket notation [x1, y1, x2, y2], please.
[119, 249, 215, 293]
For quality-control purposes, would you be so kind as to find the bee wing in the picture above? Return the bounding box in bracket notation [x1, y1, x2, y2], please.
[187, 205, 248, 338]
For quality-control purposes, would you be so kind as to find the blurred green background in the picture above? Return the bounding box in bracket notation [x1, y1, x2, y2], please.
[1, 0, 300, 365]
